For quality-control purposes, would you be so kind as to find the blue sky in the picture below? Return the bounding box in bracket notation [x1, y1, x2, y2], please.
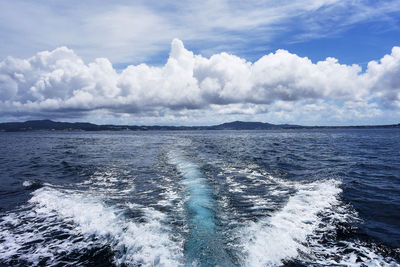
[1, 0, 400, 125]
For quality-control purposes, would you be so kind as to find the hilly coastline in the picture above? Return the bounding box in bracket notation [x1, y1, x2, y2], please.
[0, 120, 399, 132]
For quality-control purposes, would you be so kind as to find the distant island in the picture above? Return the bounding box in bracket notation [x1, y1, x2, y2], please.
[0, 120, 399, 132]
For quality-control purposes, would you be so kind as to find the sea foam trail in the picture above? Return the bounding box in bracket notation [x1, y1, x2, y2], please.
[216, 164, 399, 266]
[0, 187, 183, 266]
[238, 178, 398, 266]
[169, 152, 233, 266]
[240, 179, 342, 266]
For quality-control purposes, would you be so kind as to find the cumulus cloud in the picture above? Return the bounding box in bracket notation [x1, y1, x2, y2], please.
[366, 47, 400, 109]
[0, 39, 399, 124]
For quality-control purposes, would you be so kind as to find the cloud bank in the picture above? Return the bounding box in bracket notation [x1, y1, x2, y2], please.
[1, 39, 399, 125]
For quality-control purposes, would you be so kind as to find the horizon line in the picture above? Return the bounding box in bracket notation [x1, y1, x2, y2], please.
[1, 119, 399, 129]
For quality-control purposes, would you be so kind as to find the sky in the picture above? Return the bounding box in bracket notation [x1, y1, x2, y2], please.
[1, 0, 400, 126]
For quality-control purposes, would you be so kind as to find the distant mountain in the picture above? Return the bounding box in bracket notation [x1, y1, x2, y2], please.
[209, 121, 301, 130]
[0, 120, 108, 132]
[0, 120, 199, 132]
[0, 119, 399, 132]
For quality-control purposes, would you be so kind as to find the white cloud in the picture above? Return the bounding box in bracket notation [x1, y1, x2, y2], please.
[1, 39, 400, 125]
[367, 47, 400, 109]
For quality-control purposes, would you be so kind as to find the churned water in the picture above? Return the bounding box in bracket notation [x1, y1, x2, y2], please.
[0, 129, 399, 266]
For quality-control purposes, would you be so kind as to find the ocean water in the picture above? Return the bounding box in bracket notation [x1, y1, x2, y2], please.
[0, 129, 399, 266]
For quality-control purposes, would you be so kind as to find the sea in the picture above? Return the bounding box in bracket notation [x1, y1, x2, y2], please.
[0, 129, 399, 266]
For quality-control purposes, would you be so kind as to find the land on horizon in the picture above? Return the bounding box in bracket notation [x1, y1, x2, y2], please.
[0, 119, 399, 132]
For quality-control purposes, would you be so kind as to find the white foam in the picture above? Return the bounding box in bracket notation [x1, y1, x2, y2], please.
[240, 179, 342, 266]
[206, 162, 398, 265]
[238, 179, 398, 266]
[22, 180, 33, 187]
[0, 186, 183, 266]
[0, 207, 84, 266]
[22, 180, 43, 189]
[316, 240, 399, 267]
[218, 165, 290, 213]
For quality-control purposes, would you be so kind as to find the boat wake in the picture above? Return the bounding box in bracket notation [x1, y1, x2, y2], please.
[0, 148, 398, 266]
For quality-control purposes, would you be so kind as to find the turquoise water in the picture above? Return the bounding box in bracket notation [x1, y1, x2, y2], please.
[171, 153, 233, 266]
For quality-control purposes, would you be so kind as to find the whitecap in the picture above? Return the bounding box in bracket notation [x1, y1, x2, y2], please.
[238, 179, 398, 266]
[0, 186, 183, 266]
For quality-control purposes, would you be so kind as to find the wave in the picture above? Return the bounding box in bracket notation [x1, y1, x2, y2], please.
[0, 186, 183, 266]
[239, 179, 342, 265]
[22, 180, 43, 190]
[206, 161, 398, 266]
[235, 177, 397, 266]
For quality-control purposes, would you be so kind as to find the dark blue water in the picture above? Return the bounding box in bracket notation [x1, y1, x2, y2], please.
[0, 129, 399, 266]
